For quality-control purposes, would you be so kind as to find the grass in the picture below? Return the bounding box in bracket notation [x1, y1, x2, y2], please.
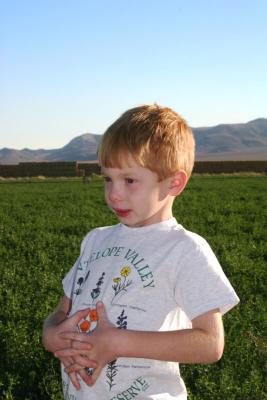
[0, 175, 266, 399]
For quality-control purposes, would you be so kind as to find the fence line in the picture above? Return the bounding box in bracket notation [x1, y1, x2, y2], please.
[0, 160, 266, 177]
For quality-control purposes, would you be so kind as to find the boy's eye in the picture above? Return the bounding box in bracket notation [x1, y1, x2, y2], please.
[126, 178, 134, 184]
[103, 176, 111, 182]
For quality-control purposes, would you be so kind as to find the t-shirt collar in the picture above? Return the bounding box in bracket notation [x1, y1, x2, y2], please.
[118, 217, 178, 235]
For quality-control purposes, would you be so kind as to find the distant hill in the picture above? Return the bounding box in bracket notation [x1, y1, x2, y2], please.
[0, 134, 102, 164]
[1, 118, 267, 164]
[194, 118, 267, 161]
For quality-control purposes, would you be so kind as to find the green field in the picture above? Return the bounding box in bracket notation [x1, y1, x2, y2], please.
[0, 175, 266, 399]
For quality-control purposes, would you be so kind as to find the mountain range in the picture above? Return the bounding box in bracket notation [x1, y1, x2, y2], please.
[1, 118, 267, 164]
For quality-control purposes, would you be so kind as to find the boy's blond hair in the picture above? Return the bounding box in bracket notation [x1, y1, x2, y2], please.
[98, 104, 195, 180]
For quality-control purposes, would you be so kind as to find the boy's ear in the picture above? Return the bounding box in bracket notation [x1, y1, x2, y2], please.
[168, 171, 188, 197]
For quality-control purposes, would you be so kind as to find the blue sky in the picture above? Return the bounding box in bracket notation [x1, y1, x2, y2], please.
[1, 0, 266, 149]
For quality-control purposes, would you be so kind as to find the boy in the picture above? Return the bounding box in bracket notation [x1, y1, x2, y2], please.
[43, 104, 239, 399]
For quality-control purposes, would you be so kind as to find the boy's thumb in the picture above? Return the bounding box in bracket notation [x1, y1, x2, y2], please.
[96, 301, 108, 322]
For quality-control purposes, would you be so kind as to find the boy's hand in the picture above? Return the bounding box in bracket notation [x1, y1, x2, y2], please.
[61, 354, 96, 389]
[44, 307, 97, 389]
[44, 306, 91, 352]
[55, 302, 117, 385]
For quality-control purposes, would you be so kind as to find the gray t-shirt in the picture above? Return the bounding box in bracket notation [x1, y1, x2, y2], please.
[62, 218, 239, 400]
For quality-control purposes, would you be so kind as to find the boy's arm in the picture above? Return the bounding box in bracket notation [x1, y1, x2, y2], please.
[57, 302, 224, 384]
[118, 308, 224, 363]
[117, 308, 224, 363]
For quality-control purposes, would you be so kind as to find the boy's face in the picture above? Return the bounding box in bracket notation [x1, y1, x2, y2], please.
[101, 154, 174, 228]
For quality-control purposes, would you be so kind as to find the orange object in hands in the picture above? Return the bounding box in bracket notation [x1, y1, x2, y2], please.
[79, 320, 91, 332]
[89, 309, 98, 322]
[77, 308, 99, 333]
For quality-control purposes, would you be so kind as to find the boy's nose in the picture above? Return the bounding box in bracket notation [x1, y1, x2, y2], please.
[107, 184, 123, 203]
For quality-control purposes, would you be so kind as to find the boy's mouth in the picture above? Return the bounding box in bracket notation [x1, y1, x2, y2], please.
[113, 208, 131, 217]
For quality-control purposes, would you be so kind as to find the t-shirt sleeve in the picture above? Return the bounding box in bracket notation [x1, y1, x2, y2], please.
[62, 231, 94, 299]
[174, 236, 240, 320]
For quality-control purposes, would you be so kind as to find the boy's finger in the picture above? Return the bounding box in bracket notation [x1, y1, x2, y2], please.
[58, 356, 82, 389]
[96, 301, 108, 321]
[67, 355, 89, 368]
[55, 349, 73, 358]
[79, 369, 93, 386]
[69, 371, 81, 390]
[60, 356, 79, 371]
[69, 374, 80, 390]
[72, 340, 93, 351]
[68, 308, 91, 324]
[90, 365, 103, 386]
[71, 355, 97, 368]
[65, 363, 83, 374]
[65, 360, 95, 374]
[55, 348, 92, 358]
[59, 331, 90, 342]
